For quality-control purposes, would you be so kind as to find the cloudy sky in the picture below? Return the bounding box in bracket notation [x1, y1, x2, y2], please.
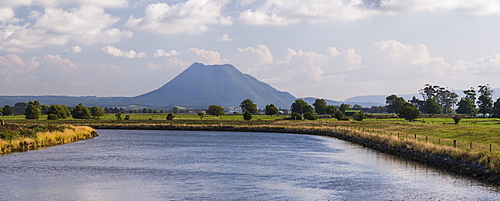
[2, 0, 500, 101]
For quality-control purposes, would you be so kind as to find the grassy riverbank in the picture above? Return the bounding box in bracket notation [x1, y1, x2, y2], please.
[0, 124, 97, 154]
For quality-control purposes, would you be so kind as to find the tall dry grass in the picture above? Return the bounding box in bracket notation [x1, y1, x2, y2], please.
[0, 126, 97, 155]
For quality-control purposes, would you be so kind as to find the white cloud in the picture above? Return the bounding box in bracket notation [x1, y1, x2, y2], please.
[0, 6, 132, 52]
[233, 44, 273, 75]
[187, 48, 229, 64]
[0, 0, 128, 8]
[0, 7, 16, 23]
[127, 0, 233, 34]
[154, 49, 180, 58]
[101, 45, 147, 58]
[219, 33, 234, 41]
[380, 0, 500, 15]
[72, 46, 82, 53]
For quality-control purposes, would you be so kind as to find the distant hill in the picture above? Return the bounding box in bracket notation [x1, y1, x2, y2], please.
[301, 97, 384, 108]
[130, 63, 296, 108]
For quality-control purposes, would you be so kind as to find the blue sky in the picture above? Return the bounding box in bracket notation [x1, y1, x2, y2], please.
[2, 0, 500, 101]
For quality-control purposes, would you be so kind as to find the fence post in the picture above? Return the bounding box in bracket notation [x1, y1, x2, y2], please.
[414, 134, 417, 141]
[453, 140, 457, 148]
[398, 133, 400, 139]
[405, 134, 408, 140]
[426, 136, 428, 143]
[470, 142, 472, 150]
[438, 139, 440, 144]
[490, 144, 492, 153]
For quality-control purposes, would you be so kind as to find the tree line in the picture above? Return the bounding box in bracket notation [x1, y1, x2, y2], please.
[386, 84, 500, 121]
[1, 101, 105, 120]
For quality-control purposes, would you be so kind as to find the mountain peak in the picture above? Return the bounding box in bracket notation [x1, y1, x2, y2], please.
[133, 63, 296, 108]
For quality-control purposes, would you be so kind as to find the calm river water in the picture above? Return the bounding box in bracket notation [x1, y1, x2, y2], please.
[0, 130, 499, 200]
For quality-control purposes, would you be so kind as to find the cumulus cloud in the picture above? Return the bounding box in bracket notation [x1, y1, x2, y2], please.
[233, 44, 273, 75]
[101, 45, 147, 58]
[239, 0, 500, 26]
[127, 0, 233, 34]
[154, 49, 180, 58]
[0, 4, 131, 52]
[187, 48, 229, 64]
[219, 33, 234, 41]
[71, 46, 82, 53]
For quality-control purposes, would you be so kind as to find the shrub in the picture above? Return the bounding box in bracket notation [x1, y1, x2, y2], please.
[166, 113, 175, 120]
[303, 112, 317, 120]
[47, 114, 59, 120]
[243, 110, 252, 121]
[334, 111, 349, 121]
[353, 112, 366, 121]
[290, 112, 303, 120]
[452, 115, 462, 124]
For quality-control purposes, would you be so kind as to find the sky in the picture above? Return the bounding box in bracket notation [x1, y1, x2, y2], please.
[2, 0, 500, 101]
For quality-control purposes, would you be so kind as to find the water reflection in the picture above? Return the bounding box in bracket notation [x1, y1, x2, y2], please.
[0, 130, 498, 200]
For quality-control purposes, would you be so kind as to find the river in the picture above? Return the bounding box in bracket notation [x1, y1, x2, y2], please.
[0, 129, 498, 200]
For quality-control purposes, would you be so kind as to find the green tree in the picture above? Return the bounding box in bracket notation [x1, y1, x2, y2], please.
[291, 99, 313, 114]
[47, 104, 68, 119]
[207, 105, 225, 117]
[303, 112, 317, 120]
[313, 99, 328, 114]
[198, 112, 205, 120]
[166, 113, 175, 120]
[492, 98, 500, 118]
[290, 112, 302, 120]
[13, 102, 28, 114]
[399, 103, 420, 121]
[240, 99, 258, 114]
[243, 110, 252, 120]
[456, 98, 477, 115]
[424, 97, 442, 114]
[2, 105, 13, 116]
[339, 103, 350, 113]
[334, 110, 348, 121]
[25, 103, 41, 119]
[477, 85, 494, 115]
[91, 106, 105, 119]
[386, 95, 406, 114]
[265, 104, 279, 116]
[325, 105, 338, 116]
[71, 103, 91, 119]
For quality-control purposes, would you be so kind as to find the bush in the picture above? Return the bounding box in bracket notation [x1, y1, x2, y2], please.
[452, 115, 462, 124]
[303, 112, 317, 120]
[243, 110, 252, 121]
[353, 112, 366, 121]
[290, 112, 303, 120]
[47, 114, 59, 120]
[335, 111, 349, 121]
[166, 113, 175, 120]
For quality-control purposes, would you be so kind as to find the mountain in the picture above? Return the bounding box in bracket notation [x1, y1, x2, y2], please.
[131, 63, 296, 108]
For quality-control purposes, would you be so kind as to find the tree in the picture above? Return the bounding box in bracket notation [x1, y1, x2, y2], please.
[240, 99, 258, 114]
[339, 103, 350, 114]
[207, 105, 225, 117]
[303, 112, 317, 120]
[243, 110, 252, 120]
[265, 104, 279, 116]
[477, 85, 494, 115]
[492, 98, 500, 118]
[424, 98, 442, 114]
[2, 105, 13, 116]
[419, 84, 458, 114]
[325, 105, 338, 115]
[71, 103, 91, 119]
[13, 102, 28, 114]
[456, 98, 477, 115]
[313, 99, 328, 114]
[334, 110, 348, 121]
[291, 99, 313, 114]
[398, 103, 420, 121]
[166, 113, 175, 120]
[198, 112, 205, 120]
[115, 113, 122, 120]
[25, 103, 41, 119]
[91, 106, 105, 119]
[386, 95, 406, 114]
[47, 104, 69, 119]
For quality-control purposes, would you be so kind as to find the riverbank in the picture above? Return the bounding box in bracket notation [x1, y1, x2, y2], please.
[0, 125, 98, 154]
[89, 122, 500, 185]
